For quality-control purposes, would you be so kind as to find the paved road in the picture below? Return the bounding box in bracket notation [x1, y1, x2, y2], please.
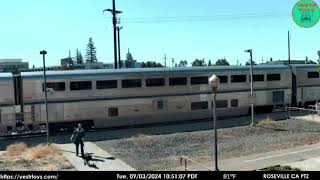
[175, 143, 320, 171]
[54, 142, 135, 171]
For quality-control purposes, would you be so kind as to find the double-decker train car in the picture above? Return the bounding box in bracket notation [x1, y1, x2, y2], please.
[0, 64, 317, 134]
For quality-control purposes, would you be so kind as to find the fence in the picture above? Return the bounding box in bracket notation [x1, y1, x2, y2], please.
[179, 156, 212, 171]
[286, 106, 320, 121]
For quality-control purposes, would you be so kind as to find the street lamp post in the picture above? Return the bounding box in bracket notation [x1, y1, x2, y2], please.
[245, 49, 255, 126]
[117, 26, 123, 68]
[40, 50, 49, 144]
[209, 74, 220, 171]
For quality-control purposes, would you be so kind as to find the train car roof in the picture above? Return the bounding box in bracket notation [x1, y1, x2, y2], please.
[291, 64, 320, 70]
[0, 72, 13, 81]
[20, 65, 292, 80]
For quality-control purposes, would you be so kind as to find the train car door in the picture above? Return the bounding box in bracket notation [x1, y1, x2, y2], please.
[273, 91, 285, 105]
[153, 98, 168, 121]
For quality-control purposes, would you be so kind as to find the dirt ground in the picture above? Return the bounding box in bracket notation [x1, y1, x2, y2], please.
[0, 143, 75, 171]
[96, 119, 320, 170]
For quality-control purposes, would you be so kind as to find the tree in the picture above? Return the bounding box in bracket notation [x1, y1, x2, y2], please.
[178, 60, 188, 67]
[75, 49, 84, 65]
[141, 61, 163, 68]
[208, 60, 212, 66]
[215, 58, 230, 66]
[245, 61, 257, 66]
[85, 37, 98, 63]
[192, 58, 206, 66]
[317, 50, 320, 64]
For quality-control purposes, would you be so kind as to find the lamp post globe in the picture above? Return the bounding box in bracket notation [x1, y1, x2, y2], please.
[209, 74, 220, 93]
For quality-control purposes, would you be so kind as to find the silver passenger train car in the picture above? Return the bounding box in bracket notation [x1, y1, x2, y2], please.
[0, 64, 319, 134]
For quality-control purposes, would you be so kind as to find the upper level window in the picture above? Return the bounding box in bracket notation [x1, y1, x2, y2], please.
[308, 72, 319, 78]
[191, 101, 208, 110]
[70, 81, 92, 91]
[42, 82, 65, 92]
[267, 74, 281, 81]
[231, 75, 246, 83]
[122, 79, 142, 88]
[169, 77, 187, 86]
[218, 76, 228, 83]
[191, 76, 208, 85]
[96, 80, 117, 89]
[146, 78, 165, 87]
[253, 74, 264, 82]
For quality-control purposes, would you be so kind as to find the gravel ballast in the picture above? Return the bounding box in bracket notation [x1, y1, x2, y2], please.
[96, 119, 320, 170]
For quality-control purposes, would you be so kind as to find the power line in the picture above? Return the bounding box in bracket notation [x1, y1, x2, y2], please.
[117, 12, 290, 24]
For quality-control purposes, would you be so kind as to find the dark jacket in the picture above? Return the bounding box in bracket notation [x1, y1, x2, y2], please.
[72, 128, 85, 142]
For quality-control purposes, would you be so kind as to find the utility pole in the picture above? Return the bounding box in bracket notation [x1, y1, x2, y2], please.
[164, 54, 167, 67]
[103, 0, 122, 69]
[288, 31, 291, 65]
[117, 26, 123, 68]
[40, 50, 49, 145]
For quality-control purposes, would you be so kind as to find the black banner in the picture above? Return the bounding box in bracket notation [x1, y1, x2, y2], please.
[0, 171, 317, 180]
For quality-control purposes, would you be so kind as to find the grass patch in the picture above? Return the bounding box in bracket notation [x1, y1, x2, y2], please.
[1, 143, 73, 171]
[257, 117, 277, 126]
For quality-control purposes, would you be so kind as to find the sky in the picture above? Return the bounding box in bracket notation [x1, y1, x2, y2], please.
[0, 0, 319, 67]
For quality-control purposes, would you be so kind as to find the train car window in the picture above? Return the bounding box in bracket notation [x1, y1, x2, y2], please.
[231, 99, 238, 107]
[122, 79, 142, 88]
[216, 100, 228, 108]
[191, 101, 208, 110]
[96, 80, 117, 89]
[42, 82, 65, 92]
[70, 81, 92, 91]
[267, 74, 281, 81]
[252, 74, 264, 82]
[146, 78, 165, 87]
[108, 108, 118, 117]
[191, 76, 208, 85]
[308, 72, 319, 78]
[169, 77, 187, 86]
[218, 76, 228, 83]
[231, 75, 246, 83]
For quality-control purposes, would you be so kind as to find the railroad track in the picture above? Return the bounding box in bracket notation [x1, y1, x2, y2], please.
[0, 110, 288, 140]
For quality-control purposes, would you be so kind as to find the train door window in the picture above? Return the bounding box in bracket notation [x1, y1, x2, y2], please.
[267, 74, 281, 81]
[157, 100, 164, 110]
[273, 91, 284, 104]
[216, 100, 228, 108]
[218, 76, 228, 83]
[308, 72, 319, 78]
[108, 108, 118, 117]
[96, 80, 117, 89]
[252, 74, 264, 82]
[146, 78, 165, 87]
[42, 82, 65, 92]
[191, 101, 208, 110]
[122, 79, 142, 88]
[191, 77, 208, 85]
[31, 106, 35, 122]
[231, 99, 238, 107]
[70, 81, 92, 91]
[231, 75, 246, 83]
[169, 77, 187, 86]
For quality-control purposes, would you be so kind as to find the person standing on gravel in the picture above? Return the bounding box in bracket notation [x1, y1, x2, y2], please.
[70, 123, 85, 158]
